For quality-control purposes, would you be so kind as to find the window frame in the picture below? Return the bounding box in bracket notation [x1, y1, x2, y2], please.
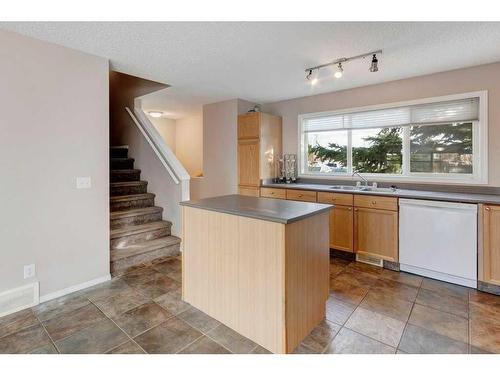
[298, 91, 488, 184]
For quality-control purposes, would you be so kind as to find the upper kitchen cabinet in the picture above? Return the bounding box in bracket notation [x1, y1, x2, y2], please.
[480, 204, 500, 287]
[237, 112, 282, 195]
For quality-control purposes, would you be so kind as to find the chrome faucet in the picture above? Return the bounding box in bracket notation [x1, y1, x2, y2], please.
[352, 171, 369, 187]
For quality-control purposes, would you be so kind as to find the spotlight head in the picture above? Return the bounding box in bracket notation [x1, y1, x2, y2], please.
[334, 63, 343, 79]
[370, 54, 379, 72]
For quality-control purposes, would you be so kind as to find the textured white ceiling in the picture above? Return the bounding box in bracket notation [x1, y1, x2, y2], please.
[3, 22, 500, 114]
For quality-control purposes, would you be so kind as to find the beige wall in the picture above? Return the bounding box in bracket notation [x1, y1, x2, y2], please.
[149, 116, 177, 153]
[262, 62, 500, 186]
[0, 30, 109, 298]
[175, 111, 203, 177]
[194, 99, 255, 198]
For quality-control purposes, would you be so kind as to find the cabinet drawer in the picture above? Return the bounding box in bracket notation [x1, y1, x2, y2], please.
[354, 195, 398, 211]
[317, 192, 353, 206]
[286, 189, 317, 202]
[260, 187, 286, 199]
[239, 186, 260, 197]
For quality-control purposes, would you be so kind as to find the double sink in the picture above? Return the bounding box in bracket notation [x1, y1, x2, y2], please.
[328, 185, 397, 193]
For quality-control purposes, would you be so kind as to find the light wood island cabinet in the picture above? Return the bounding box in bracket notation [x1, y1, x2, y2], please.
[237, 112, 282, 197]
[480, 204, 500, 287]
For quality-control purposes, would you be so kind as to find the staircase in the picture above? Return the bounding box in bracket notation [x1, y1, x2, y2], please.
[109, 146, 181, 275]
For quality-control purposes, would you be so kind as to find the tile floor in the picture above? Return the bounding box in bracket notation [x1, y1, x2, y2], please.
[0, 255, 499, 354]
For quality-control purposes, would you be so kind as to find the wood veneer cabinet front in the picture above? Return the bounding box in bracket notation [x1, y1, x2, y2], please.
[480, 204, 500, 286]
[354, 207, 398, 261]
[182, 206, 329, 353]
[286, 189, 317, 202]
[237, 112, 282, 196]
[329, 205, 354, 252]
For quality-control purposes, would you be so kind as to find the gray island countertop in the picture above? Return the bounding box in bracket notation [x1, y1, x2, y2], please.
[180, 194, 332, 224]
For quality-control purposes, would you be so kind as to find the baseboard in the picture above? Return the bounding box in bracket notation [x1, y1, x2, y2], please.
[39, 274, 111, 303]
[0, 282, 39, 318]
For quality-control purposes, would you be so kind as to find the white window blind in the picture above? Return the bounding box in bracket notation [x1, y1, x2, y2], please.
[303, 97, 479, 132]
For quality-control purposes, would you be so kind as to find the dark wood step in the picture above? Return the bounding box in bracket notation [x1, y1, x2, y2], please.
[110, 169, 141, 183]
[110, 181, 148, 196]
[111, 221, 172, 248]
[110, 146, 129, 158]
[110, 193, 155, 211]
[111, 158, 135, 170]
[110, 206, 163, 229]
[110, 236, 181, 275]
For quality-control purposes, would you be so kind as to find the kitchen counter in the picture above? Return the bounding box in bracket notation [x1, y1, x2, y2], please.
[262, 182, 500, 205]
[180, 194, 332, 224]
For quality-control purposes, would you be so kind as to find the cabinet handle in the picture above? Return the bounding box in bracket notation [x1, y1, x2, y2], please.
[298, 194, 303, 197]
[348, 208, 352, 211]
[485, 207, 491, 211]
[372, 201, 376, 205]
[354, 208, 358, 212]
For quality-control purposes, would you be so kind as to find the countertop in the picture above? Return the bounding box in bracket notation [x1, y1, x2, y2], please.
[180, 194, 332, 224]
[262, 182, 500, 205]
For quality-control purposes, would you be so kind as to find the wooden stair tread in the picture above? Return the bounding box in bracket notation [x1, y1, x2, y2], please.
[110, 181, 147, 187]
[110, 221, 171, 239]
[110, 206, 162, 219]
[111, 236, 181, 261]
[110, 169, 140, 174]
[110, 193, 155, 202]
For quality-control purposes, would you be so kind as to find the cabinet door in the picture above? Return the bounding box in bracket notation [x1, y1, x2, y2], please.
[354, 207, 398, 262]
[238, 112, 260, 139]
[238, 139, 260, 187]
[330, 205, 353, 252]
[481, 204, 500, 285]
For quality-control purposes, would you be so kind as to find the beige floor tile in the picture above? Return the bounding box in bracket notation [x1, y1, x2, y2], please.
[345, 261, 384, 276]
[42, 303, 106, 341]
[345, 307, 405, 347]
[29, 343, 58, 354]
[113, 302, 172, 337]
[329, 278, 369, 305]
[409, 304, 468, 343]
[55, 319, 128, 354]
[93, 288, 151, 318]
[207, 324, 257, 354]
[179, 336, 230, 354]
[0, 324, 52, 354]
[360, 289, 413, 322]
[133, 273, 180, 299]
[0, 309, 39, 339]
[292, 343, 318, 354]
[154, 289, 191, 315]
[398, 324, 468, 354]
[324, 328, 395, 354]
[32, 292, 90, 322]
[470, 314, 500, 353]
[250, 345, 272, 354]
[415, 288, 468, 318]
[334, 268, 379, 289]
[107, 340, 145, 354]
[371, 278, 419, 302]
[325, 297, 356, 325]
[177, 307, 221, 333]
[301, 319, 340, 353]
[420, 278, 470, 300]
[134, 317, 203, 354]
[379, 269, 423, 288]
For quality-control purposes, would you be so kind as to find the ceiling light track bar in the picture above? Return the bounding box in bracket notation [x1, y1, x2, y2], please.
[305, 49, 382, 72]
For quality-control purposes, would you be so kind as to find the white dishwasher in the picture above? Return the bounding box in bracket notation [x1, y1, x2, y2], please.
[399, 198, 477, 288]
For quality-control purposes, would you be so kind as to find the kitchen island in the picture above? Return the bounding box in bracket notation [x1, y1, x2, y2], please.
[180, 195, 331, 353]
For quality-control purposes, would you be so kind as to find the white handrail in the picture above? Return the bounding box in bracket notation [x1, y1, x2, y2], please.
[125, 107, 191, 202]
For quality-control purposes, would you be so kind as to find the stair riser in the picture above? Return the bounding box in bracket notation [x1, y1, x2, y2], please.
[110, 148, 128, 158]
[110, 212, 162, 229]
[111, 244, 181, 276]
[111, 159, 134, 170]
[111, 183, 147, 196]
[110, 171, 141, 182]
[111, 226, 171, 248]
[110, 197, 155, 212]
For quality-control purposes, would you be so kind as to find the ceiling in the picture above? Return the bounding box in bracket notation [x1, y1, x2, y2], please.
[3, 22, 500, 115]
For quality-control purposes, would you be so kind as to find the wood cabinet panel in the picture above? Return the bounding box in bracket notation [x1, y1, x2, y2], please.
[238, 139, 260, 187]
[239, 186, 260, 197]
[354, 207, 398, 261]
[260, 187, 286, 199]
[480, 204, 500, 286]
[354, 195, 398, 211]
[286, 189, 317, 202]
[237, 112, 260, 139]
[317, 192, 354, 206]
[329, 205, 354, 252]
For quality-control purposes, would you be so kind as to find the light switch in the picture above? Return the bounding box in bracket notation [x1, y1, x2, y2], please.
[24, 264, 36, 279]
[76, 177, 91, 189]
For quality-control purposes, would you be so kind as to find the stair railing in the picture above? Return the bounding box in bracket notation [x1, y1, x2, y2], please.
[125, 106, 190, 201]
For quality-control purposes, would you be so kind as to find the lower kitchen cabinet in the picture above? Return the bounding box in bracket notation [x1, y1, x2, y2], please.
[480, 204, 500, 286]
[354, 207, 398, 262]
[330, 205, 354, 252]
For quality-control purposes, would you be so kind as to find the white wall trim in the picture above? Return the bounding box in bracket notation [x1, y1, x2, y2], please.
[39, 274, 111, 303]
[298, 90, 488, 185]
[0, 282, 39, 318]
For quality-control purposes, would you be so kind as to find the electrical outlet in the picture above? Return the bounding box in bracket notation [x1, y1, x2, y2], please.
[76, 177, 91, 189]
[24, 264, 36, 279]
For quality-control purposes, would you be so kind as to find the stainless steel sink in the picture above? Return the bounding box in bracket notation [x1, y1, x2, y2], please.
[328, 185, 396, 193]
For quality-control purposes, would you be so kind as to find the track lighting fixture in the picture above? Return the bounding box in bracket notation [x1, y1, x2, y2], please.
[369, 54, 379, 72]
[334, 63, 343, 79]
[305, 49, 382, 84]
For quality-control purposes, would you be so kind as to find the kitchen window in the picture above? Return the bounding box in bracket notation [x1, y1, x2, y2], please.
[299, 92, 488, 184]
